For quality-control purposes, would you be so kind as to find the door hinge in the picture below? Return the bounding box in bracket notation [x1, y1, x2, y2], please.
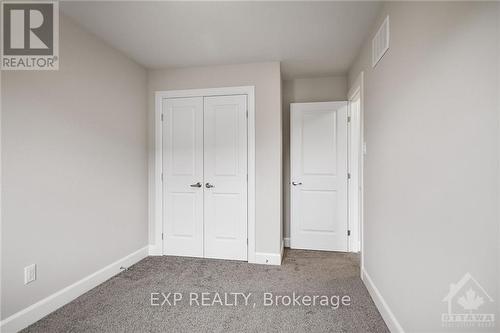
[347, 116, 351, 123]
[347, 230, 351, 236]
[161, 172, 163, 182]
[161, 233, 164, 240]
[161, 113, 164, 121]
[246, 110, 248, 118]
[347, 173, 351, 180]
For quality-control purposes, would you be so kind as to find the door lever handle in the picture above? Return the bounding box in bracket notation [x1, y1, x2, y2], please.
[205, 182, 215, 188]
[292, 182, 303, 186]
[190, 182, 202, 188]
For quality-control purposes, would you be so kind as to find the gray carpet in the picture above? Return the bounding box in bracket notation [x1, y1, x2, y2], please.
[23, 249, 389, 332]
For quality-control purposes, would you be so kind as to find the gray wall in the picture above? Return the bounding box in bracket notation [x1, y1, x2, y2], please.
[498, 3, 500, 309]
[348, 2, 499, 331]
[1, 15, 148, 319]
[282, 76, 347, 239]
[148, 62, 283, 255]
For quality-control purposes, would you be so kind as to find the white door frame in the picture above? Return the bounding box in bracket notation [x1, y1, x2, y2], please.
[152, 86, 256, 263]
[347, 72, 365, 271]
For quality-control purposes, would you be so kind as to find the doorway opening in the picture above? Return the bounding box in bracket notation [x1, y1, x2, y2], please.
[288, 73, 364, 259]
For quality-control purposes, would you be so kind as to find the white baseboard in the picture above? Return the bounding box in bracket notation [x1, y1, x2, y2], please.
[361, 268, 404, 333]
[283, 237, 290, 248]
[0, 246, 149, 333]
[254, 251, 282, 265]
[148, 244, 162, 256]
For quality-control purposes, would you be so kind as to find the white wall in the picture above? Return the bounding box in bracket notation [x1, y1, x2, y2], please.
[282, 76, 347, 240]
[1, 15, 148, 320]
[147, 62, 282, 255]
[348, 2, 499, 331]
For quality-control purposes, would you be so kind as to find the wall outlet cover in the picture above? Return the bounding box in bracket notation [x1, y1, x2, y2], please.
[24, 264, 36, 284]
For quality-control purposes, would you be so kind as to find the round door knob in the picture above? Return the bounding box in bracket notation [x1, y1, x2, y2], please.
[205, 183, 215, 188]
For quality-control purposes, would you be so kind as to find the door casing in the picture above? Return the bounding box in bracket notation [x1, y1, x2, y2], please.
[153, 86, 256, 263]
[347, 72, 365, 271]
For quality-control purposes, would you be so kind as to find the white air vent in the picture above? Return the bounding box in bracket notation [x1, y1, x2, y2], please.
[372, 16, 390, 67]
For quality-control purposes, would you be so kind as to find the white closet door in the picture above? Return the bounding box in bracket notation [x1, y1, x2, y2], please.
[290, 102, 348, 252]
[163, 97, 204, 257]
[203, 95, 248, 261]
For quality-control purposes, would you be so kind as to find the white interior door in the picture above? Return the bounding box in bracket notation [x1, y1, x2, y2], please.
[163, 97, 204, 257]
[290, 102, 348, 252]
[203, 95, 248, 261]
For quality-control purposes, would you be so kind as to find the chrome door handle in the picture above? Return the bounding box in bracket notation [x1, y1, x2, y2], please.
[205, 183, 215, 188]
[190, 182, 202, 188]
[292, 182, 303, 186]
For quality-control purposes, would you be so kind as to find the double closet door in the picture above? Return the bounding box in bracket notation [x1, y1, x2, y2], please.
[162, 95, 248, 261]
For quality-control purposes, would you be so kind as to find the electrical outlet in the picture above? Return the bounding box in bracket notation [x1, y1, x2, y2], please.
[24, 264, 36, 284]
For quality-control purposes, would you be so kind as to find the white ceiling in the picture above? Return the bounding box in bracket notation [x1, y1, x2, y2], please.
[62, 1, 381, 79]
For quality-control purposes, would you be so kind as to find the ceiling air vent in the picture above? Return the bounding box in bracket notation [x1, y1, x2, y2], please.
[372, 16, 390, 68]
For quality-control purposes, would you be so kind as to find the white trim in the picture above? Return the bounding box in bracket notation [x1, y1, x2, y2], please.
[149, 244, 162, 256]
[347, 72, 365, 269]
[283, 237, 290, 248]
[254, 251, 282, 266]
[362, 268, 404, 333]
[154, 92, 163, 255]
[153, 86, 256, 263]
[0, 246, 148, 333]
[347, 81, 362, 253]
